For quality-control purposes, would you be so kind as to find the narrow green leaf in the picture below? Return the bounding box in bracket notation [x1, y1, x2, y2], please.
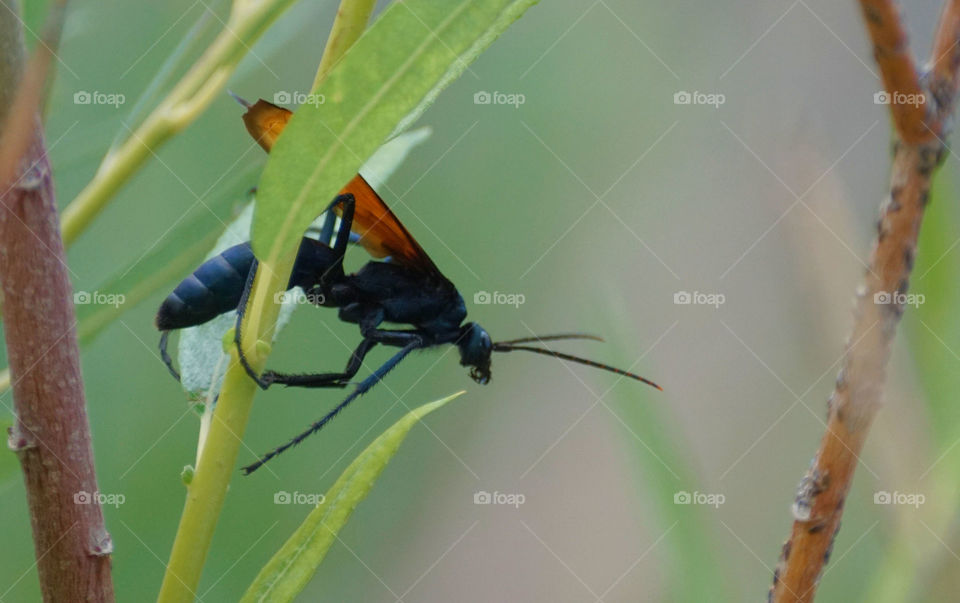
[241, 391, 464, 603]
[252, 0, 539, 264]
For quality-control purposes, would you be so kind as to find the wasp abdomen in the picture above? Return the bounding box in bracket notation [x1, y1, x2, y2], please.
[155, 243, 255, 330]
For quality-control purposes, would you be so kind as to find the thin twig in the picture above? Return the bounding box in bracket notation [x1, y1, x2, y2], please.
[0, 2, 114, 600]
[770, 2, 960, 601]
[857, 0, 929, 142]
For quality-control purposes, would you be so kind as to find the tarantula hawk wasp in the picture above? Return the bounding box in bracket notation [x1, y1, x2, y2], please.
[156, 98, 660, 473]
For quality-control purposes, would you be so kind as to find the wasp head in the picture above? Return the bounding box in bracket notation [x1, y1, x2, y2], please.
[457, 322, 492, 384]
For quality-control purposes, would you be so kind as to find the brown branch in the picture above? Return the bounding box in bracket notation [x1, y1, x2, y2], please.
[0, 3, 114, 601]
[770, 2, 960, 601]
[857, 0, 930, 142]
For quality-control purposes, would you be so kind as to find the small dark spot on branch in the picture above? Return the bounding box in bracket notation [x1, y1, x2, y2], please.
[896, 277, 910, 296]
[903, 246, 915, 271]
[7, 424, 36, 452]
[863, 6, 882, 25]
[835, 368, 847, 393]
[824, 534, 835, 564]
[918, 144, 945, 176]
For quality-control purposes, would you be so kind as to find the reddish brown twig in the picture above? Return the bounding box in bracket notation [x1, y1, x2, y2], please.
[0, 4, 115, 601]
[858, 0, 930, 142]
[770, 2, 960, 601]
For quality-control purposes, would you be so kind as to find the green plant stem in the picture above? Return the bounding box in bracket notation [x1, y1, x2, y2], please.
[156, 340, 262, 603]
[156, 3, 374, 600]
[0, 368, 9, 396]
[312, 0, 375, 90]
[59, 0, 297, 247]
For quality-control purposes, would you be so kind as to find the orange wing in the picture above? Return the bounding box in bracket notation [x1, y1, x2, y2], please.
[241, 99, 292, 152]
[240, 98, 445, 280]
[335, 174, 444, 278]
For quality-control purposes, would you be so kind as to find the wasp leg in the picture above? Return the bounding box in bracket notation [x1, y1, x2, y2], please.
[236, 194, 357, 388]
[242, 339, 422, 474]
[258, 338, 378, 388]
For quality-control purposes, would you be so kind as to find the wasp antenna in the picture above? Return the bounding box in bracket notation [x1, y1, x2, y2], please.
[227, 90, 252, 108]
[494, 333, 604, 346]
[492, 344, 661, 390]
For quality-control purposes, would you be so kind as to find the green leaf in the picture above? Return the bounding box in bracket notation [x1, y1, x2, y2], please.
[241, 391, 464, 603]
[600, 291, 730, 599]
[252, 0, 539, 264]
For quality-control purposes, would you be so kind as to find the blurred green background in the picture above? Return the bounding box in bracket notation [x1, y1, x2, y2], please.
[2, 0, 960, 601]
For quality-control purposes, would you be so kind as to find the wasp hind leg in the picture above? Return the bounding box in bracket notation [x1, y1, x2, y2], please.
[159, 331, 181, 381]
[235, 193, 357, 389]
[257, 338, 378, 388]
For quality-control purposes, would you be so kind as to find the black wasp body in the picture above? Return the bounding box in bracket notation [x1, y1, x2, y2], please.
[157, 176, 658, 474]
